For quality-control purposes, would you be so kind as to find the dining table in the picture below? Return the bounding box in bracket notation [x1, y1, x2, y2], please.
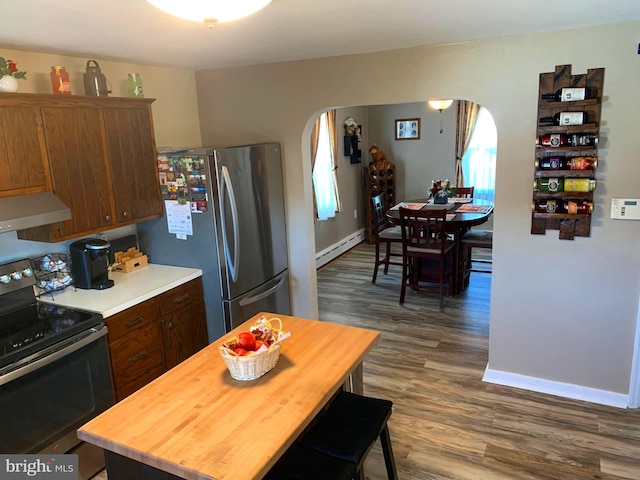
[386, 198, 494, 295]
[77, 312, 381, 480]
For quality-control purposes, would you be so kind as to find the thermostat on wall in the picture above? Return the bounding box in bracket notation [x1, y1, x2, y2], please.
[611, 198, 640, 220]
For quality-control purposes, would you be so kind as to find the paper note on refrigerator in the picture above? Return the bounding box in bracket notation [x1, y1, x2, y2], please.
[165, 200, 193, 237]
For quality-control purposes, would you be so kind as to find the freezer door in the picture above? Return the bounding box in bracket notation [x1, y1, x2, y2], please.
[223, 270, 291, 332]
[211, 143, 288, 300]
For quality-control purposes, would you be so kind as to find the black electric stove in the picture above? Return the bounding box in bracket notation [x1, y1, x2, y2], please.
[0, 258, 103, 370]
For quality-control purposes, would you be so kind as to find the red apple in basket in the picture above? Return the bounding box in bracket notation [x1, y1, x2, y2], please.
[233, 348, 248, 356]
[237, 332, 256, 351]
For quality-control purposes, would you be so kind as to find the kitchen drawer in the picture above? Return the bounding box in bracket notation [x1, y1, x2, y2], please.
[157, 278, 203, 317]
[105, 298, 158, 342]
[109, 322, 165, 391]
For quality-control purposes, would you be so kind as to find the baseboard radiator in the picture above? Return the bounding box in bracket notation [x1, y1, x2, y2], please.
[316, 229, 365, 269]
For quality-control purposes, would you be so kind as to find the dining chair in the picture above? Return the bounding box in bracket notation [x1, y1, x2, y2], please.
[454, 186, 474, 198]
[399, 207, 455, 311]
[461, 228, 493, 274]
[370, 193, 403, 284]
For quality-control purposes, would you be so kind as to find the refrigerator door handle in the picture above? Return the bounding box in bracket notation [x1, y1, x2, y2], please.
[238, 276, 285, 307]
[221, 165, 240, 282]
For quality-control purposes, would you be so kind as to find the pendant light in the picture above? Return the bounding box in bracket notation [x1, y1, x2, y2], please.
[147, 0, 272, 26]
[428, 99, 454, 134]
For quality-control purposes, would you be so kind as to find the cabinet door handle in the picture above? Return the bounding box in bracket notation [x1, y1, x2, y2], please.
[164, 321, 174, 329]
[105, 215, 111, 222]
[122, 211, 129, 218]
[173, 294, 190, 304]
[129, 349, 148, 363]
[125, 316, 143, 328]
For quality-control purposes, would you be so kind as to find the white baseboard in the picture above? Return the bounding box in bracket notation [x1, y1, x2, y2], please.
[316, 229, 365, 269]
[483, 368, 629, 409]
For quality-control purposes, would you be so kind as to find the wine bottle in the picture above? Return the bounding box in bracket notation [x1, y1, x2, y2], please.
[535, 156, 597, 170]
[535, 157, 567, 170]
[563, 200, 594, 214]
[532, 200, 593, 214]
[532, 199, 561, 213]
[539, 112, 588, 126]
[534, 178, 596, 192]
[541, 87, 590, 102]
[536, 134, 598, 148]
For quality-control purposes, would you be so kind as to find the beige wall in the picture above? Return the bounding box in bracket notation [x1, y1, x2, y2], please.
[368, 102, 457, 201]
[314, 102, 458, 253]
[196, 21, 640, 396]
[0, 47, 201, 262]
[0, 47, 201, 147]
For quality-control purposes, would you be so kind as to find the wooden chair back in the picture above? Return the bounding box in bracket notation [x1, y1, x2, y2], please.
[371, 193, 391, 236]
[399, 207, 449, 255]
[454, 186, 474, 198]
[398, 207, 454, 310]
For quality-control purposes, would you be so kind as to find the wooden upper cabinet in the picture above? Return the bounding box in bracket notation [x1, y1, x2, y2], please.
[41, 106, 115, 238]
[0, 104, 48, 196]
[104, 104, 163, 224]
[12, 95, 162, 242]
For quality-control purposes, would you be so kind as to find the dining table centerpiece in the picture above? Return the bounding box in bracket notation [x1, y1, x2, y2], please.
[0, 57, 27, 92]
[429, 179, 452, 204]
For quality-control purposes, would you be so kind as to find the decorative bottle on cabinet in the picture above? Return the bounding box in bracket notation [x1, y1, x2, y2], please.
[50, 66, 71, 95]
[127, 73, 144, 97]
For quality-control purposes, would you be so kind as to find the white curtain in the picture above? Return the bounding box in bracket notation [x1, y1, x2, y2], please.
[461, 107, 497, 202]
[312, 113, 337, 220]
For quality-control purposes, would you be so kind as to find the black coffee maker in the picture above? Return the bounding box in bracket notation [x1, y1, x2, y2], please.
[69, 238, 115, 290]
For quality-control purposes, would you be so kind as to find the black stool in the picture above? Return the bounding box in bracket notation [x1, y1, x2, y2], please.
[299, 391, 398, 480]
[263, 443, 356, 480]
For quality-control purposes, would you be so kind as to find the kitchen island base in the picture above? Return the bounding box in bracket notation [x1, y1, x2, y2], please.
[105, 452, 183, 480]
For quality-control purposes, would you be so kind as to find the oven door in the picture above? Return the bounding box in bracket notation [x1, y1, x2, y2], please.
[0, 324, 114, 458]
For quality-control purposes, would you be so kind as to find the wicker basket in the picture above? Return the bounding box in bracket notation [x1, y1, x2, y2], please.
[219, 342, 282, 381]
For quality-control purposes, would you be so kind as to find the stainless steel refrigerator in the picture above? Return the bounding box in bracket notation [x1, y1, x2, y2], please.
[137, 143, 290, 341]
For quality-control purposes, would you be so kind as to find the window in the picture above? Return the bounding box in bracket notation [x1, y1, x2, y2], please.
[461, 108, 497, 202]
[312, 112, 338, 220]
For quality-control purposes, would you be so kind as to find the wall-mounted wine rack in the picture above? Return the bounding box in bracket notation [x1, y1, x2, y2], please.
[531, 64, 605, 240]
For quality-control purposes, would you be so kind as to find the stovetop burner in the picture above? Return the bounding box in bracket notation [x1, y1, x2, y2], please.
[0, 258, 103, 370]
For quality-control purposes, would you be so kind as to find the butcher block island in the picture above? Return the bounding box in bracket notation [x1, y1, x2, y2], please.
[77, 313, 381, 480]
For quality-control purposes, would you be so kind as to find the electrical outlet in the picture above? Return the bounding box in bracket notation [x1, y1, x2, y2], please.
[353, 209, 358, 219]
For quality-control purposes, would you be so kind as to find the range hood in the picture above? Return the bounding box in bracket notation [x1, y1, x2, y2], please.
[0, 192, 71, 234]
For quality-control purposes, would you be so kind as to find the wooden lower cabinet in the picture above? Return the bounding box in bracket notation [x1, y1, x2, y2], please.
[104, 278, 208, 401]
[162, 299, 208, 370]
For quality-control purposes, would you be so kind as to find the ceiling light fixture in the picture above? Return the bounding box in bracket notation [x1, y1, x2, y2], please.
[428, 99, 454, 134]
[146, 0, 272, 27]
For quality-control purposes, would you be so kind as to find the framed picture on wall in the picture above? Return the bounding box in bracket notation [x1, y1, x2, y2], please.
[395, 118, 421, 140]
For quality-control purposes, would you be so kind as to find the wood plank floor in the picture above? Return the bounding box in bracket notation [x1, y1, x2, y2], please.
[317, 242, 640, 480]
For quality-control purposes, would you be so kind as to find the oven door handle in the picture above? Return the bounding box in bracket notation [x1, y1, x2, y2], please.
[0, 325, 108, 386]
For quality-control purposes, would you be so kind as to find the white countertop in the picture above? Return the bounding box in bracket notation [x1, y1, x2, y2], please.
[37, 264, 202, 318]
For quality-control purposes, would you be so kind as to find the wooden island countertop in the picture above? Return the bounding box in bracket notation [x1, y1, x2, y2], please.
[77, 313, 381, 480]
